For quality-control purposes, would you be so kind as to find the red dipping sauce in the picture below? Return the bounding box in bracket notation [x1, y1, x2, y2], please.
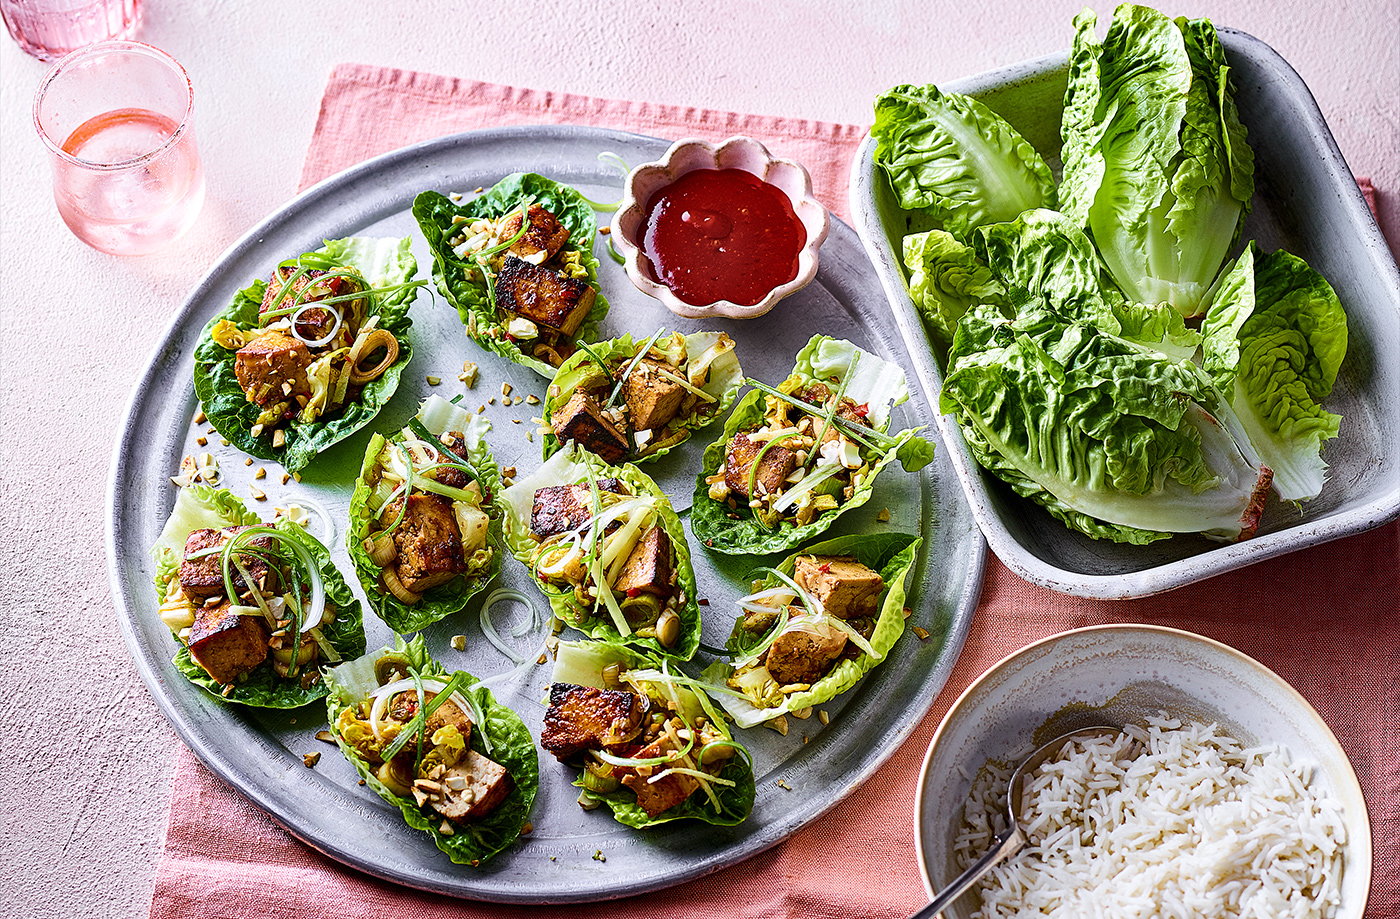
[640, 168, 807, 307]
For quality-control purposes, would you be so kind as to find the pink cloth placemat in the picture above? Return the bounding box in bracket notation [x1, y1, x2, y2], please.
[150, 65, 1397, 919]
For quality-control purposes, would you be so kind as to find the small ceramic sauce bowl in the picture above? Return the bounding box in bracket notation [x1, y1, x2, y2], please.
[612, 136, 829, 320]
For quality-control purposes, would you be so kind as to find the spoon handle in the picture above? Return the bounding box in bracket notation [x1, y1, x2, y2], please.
[908, 827, 1024, 919]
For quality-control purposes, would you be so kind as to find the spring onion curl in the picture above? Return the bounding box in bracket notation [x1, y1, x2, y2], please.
[261, 279, 426, 323]
[582, 460, 633, 637]
[347, 329, 399, 384]
[217, 525, 325, 634]
[291, 302, 345, 347]
[606, 328, 668, 409]
[807, 351, 860, 469]
[377, 670, 474, 765]
[260, 265, 361, 319]
[605, 236, 626, 265]
[478, 589, 541, 665]
[745, 432, 803, 526]
[578, 152, 631, 212]
[730, 567, 817, 670]
[573, 338, 615, 381]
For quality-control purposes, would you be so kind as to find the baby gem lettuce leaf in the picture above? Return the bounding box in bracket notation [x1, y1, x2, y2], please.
[193, 237, 418, 472]
[348, 396, 504, 633]
[413, 173, 609, 378]
[702, 532, 921, 728]
[324, 635, 538, 865]
[153, 486, 366, 708]
[872, 83, 1054, 240]
[1200, 245, 1348, 502]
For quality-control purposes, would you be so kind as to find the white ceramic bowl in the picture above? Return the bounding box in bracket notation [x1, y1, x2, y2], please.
[915, 624, 1371, 919]
[612, 136, 829, 319]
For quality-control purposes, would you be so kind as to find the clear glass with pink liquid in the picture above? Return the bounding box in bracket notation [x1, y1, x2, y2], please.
[1, 0, 140, 61]
[34, 41, 205, 255]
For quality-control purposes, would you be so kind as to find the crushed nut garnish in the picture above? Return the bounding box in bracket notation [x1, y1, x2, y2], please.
[426, 375, 441, 386]
[302, 752, 321, 768]
[255, 467, 266, 480]
[459, 361, 479, 388]
[803, 735, 809, 744]
[599, 226, 611, 236]
[271, 429, 286, 448]
[315, 730, 335, 744]
[511, 418, 522, 424]
[487, 397, 496, 405]
[525, 394, 540, 405]
[502, 382, 513, 397]
[521, 822, 533, 835]
[876, 508, 891, 523]
[790, 706, 812, 720]
[249, 486, 267, 501]
[502, 466, 517, 478]
[439, 820, 454, 836]
[195, 436, 207, 447]
[450, 635, 467, 651]
[221, 684, 235, 697]
[245, 457, 253, 466]
[473, 186, 484, 194]
[537, 652, 548, 664]
[818, 709, 830, 726]
[902, 606, 912, 619]
[775, 779, 793, 790]
[194, 409, 207, 424]
[292, 472, 301, 482]
[592, 850, 606, 862]
[526, 431, 534, 443]
[220, 438, 231, 446]
[477, 405, 486, 414]
[281, 472, 291, 485]
[767, 715, 789, 736]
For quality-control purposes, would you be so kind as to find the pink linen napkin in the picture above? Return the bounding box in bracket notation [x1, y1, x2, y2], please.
[150, 65, 1397, 919]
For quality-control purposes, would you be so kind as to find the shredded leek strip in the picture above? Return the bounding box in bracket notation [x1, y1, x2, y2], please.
[378, 670, 472, 766]
[648, 766, 737, 788]
[230, 555, 274, 622]
[479, 589, 537, 665]
[773, 461, 844, 514]
[217, 526, 325, 634]
[409, 473, 479, 504]
[653, 366, 717, 403]
[259, 280, 424, 321]
[458, 686, 494, 756]
[730, 606, 791, 672]
[591, 554, 632, 636]
[605, 237, 626, 265]
[745, 379, 887, 453]
[374, 482, 411, 535]
[745, 432, 802, 519]
[606, 328, 668, 409]
[258, 267, 361, 321]
[819, 614, 881, 661]
[807, 352, 860, 469]
[591, 725, 695, 768]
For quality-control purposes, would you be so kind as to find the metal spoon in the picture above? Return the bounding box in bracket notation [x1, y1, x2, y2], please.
[909, 725, 1122, 919]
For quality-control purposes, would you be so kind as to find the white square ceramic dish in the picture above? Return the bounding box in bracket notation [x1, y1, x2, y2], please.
[849, 29, 1400, 599]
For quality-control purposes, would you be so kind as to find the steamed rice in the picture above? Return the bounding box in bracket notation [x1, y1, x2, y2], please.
[952, 714, 1346, 918]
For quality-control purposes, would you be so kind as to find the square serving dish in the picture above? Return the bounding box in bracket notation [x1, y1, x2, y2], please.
[850, 29, 1400, 599]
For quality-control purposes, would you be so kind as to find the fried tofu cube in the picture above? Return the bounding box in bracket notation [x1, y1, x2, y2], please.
[614, 526, 673, 597]
[619, 734, 700, 817]
[389, 494, 465, 593]
[234, 330, 313, 407]
[540, 683, 646, 761]
[552, 391, 630, 464]
[431, 750, 513, 823]
[433, 430, 475, 490]
[187, 601, 270, 685]
[724, 432, 796, 498]
[794, 555, 885, 619]
[624, 359, 687, 431]
[178, 526, 276, 601]
[764, 615, 848, 685]
[495, 255, 596, 338]
[529, 479, 627, 538]
[499, 204, 570, 265]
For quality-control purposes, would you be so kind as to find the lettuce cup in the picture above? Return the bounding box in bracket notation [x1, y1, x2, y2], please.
[325, 635, 538, 866]
[499, 443, 701, 660]
[151, 485, 365, 707]
[414, 173, 610, 378]
[348, 396, 503, 633]
[691, 335, 933, 556]
[540, 639, 755, 828]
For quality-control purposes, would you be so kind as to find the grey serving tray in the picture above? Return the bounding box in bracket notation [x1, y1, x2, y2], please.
[850, 29, 1400, 600]
[105, 125, 985, 903]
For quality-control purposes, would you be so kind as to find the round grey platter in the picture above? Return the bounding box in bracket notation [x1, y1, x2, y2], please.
[105, 125, 986, 903]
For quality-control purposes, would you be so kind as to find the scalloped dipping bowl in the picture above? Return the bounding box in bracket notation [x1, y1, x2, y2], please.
[613, 136, 829, 319]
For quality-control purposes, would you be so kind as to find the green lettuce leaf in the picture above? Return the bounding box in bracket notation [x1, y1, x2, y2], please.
[413, 174, 609, 378]
[901, 229, 1008, 341]
[324, 635, 538, 865]
[1058, 5, 1253, 318]
[192, 236, 418, 472]
[872, 83, 1055, 239]
[551, 640, 755, 828]
[347, 396, 504, 633]
[701, 533, 921, 727]
[541, 331, 744, 463]
[691, 336, 925, 556]
[498, 444, 702, 660]
[1201, 245, 1348, 501]
[941, 303, 1271, 542]
[154, 486, 366, 707]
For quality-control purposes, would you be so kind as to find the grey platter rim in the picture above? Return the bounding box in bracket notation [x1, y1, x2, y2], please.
[105, 124, 987, 903]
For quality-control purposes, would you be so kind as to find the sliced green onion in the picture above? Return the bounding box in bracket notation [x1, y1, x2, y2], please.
[377, 670, 472, 766]
[479, 589, 538, 665]
[773, 460, 844, 514]
[746, 431, 802, 509]
[653, 366, 717, 403]
[218, 526, 325, 633]
[808, 351, 859, 469]
[606, 328, 668, 409]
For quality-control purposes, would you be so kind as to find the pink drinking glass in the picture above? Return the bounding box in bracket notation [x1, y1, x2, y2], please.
[34, 40, 205, 256]
[1, 0, 141, 61]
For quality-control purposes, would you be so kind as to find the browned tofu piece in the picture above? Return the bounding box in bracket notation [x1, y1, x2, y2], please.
[619, 736, 701, 817]
[389, 494, 465, 593]
[724, 431, 797, 498]
[178, 526, 276, 601]
[794, 555, 885, 619]
[495, 255, 596, 337]
[552, 391, 630, 464]
[187, 601, 270, 685]
[234, 330, 313, 408]
[614, 526, 673, 597]
[260, 266, 360, 342]
[623, 359, 687, 431]
[433, 430, 474, 490]
[431, 750, 513, 823]
[540, 683, 646, 761]
[387, 689, 474, 747]
[499, 204, 570, 264]
[529, 479, 627, 538]
[765, 615, 848, 685]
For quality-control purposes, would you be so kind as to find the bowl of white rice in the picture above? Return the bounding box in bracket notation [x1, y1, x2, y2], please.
[915, 625, 1370, 919]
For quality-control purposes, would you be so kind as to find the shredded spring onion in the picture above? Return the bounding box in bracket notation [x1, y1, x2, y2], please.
[606, 328, 668, 409]
[479, 589, 540, 665]
[772, 461, 844, 513]
[290, 302, 345, 347]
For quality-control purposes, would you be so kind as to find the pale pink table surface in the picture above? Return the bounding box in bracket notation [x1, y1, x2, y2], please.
[0, 2, 1395, 917]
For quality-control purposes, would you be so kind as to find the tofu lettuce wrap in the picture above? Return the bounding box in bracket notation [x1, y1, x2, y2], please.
[499, 443, 702, 659]
[414, 173, 610, 377]
[325, 635, 537, 866]
[701, 533, 920, 728]
[540, 640, 755, 828]
[691, 335, 934, 556]
[542, 330, 743, 464]
[193, 237, 422, 472]
[348, 396, 503, 633]
[151, 485, 365, 707]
